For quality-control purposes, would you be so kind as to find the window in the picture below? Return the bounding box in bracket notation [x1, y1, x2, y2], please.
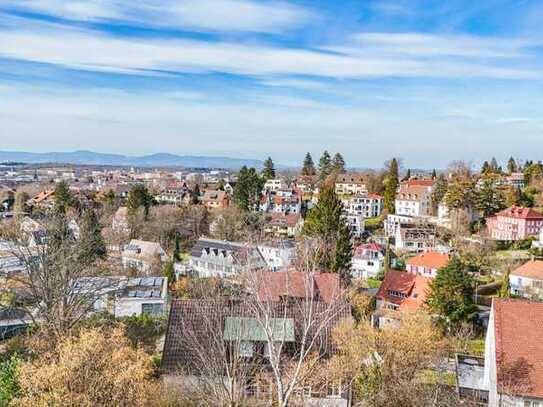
[239, 341, 254, 357]
[142, 303, 163, 316]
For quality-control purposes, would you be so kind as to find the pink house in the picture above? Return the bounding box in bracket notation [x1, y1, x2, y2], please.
[486, 206, 543, 241]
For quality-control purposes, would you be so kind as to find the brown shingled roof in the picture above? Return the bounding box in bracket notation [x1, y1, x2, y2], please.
[493, 298, 543, 399]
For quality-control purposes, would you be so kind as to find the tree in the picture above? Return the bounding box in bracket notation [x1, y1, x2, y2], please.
[173, 233, 181, 262]
[318, 151, 332, 182]
[53, 181, 74, 215]
[490, 157, 500, 173]
[328, 313, 458, 407]
[481, 161, 491, 175]
[507, 157, 517, 174]
[127, 184, 153, 221]
[431, 174, 448, 215]
[475, 177, 506, 218]
[431, 168, 437, 179]
[262, 157, 276, 180]
[426, 257, 478, 331]
[383, 158, 399, 213]
[191, 184, 201, 205]
[301, 152, 316, 176]
[13, 191, 29, 215]
[79, 209, 106, 261]
[0, 355, 20, 406]
[444, 178, 475, 211]
[14, 327, 157, 406]
[402, 168, 411, 181]
[303, 182, 352, 282]
[498, 269, 511, 298]
[233, 166, 264, 212]
[10, 217, 112, 339]
[505, 185, 522, 207]
[332, 153, 346, 174]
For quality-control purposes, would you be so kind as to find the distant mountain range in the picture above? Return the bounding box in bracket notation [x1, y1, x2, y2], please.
[0, 150, 265, 169]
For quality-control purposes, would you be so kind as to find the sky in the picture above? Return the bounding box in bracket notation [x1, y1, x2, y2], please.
[1, 0, 543, 168]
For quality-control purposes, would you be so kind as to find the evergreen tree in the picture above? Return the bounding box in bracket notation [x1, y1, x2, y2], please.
[431, 174, 448, 215]
[331, 153, 346, 174]
[79, 208, 106, 261]
[490, 157, 500, 173]
[475, 177, 506, 217]
[163, 261, 176, 286]
[444, 179, 475, 210]
[481, 161, 491, 175]
[173, 233, 181, 262]
[301, 153, 316, 176]
[426, 256, 478, 330]
[127, 184, 153, 220]
[431, 168, 437, 179]
[507, 157, 517, 174]
[498, 269, 511, 298]
[191, 184, 200, 204]
[383, 158, 399, 213]
[303, 183, 352, 283]
[262, 157, 276, 180]
[318, 151, 332, 182]
[233, 166, 264, 211]
[505, 185, 522, 207]
[403, 168, 411, 181]
[53, 181, 74, 215]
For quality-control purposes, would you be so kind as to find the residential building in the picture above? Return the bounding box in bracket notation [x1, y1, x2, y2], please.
[509, 260, 543, 299]
[263, 178, 285, 191]
[202, 190, 230, 210]
[344, 213, 365, 238]
[486, 206, 543, 241]
[121, 240, 167, 274]
[342, 193, 384, 218]
[496, 172, 526, 190]
[257, 241, 296, 272]
[384, 213, 417, 237]
[394, 223, 437, 253]
[259, 189, 302, 214]
[162, 272, 351, 406]
[263, 212, 303, 238]
[532, 228, 543, 249]
[483, 299, 543, 406]
[335, 173, 367, 195]
[406, 251, 449, 278]
[74, 276, 168, 317]
[351, 243, 386, 279]
[394, 179, 434, 217]
[374, 270, 430, 328]
[437, 201, 479, 229]
[189, 238, 267, 277]
[157, 182, 191, 206]
[27, 190, 55, 209]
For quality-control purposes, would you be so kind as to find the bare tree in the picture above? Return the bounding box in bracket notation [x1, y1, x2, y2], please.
[5, 215, 113, 339]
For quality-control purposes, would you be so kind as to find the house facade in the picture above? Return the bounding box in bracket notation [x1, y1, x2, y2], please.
[335, 173, 367, 195]
[121, 239, 167, 274]
[406, 251, 449, 278]
[342, 193, 384, 218]
[509, 260, 543, 300]
[394, 180, 435, 217]
[351, 243, 386, 279]
[486, 206, 543, 241]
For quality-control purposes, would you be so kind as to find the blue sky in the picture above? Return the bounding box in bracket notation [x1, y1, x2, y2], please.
[1, 0, 543, 168]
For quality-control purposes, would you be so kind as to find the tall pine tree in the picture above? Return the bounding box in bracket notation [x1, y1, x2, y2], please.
[79, 208, 106, 262]
[303, 182, 352, 283]
[383, 158, 399, 213]
[318, 151, 332, 182]
[507, 157, 517, 174]
[262, 157, 276, 180]
[233, 166, 264, 211]
[301, 153, 316, 176]
[332, 153, 346, 174]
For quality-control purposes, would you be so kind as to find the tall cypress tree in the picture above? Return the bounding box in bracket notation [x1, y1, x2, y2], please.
[301, 153, 316, 176]
[431, 168, 437, 179]
[53, 181, 74, 215]
[507, 157, 517, 174]
[127, 184, 153, 220]
[303, 182, 352, 283]
[262, 157, 276, 180]
[318, 151, 332, 182]
[383, 158, 399, 213]
[79, 208, 106, 262]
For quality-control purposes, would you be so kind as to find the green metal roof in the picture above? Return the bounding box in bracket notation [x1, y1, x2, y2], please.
[223, 317, 295, 342]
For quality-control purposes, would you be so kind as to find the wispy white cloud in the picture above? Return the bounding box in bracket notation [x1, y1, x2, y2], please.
[0, 21, 541, 80]
[1, 0, 316, 33]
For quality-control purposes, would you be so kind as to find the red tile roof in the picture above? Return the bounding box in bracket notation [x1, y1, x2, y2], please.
[493, 298, 543, 399]
[376, 270, 430, 312]
[407, 251, 449, 270]
[494, 206, 543, 220]
[257, 271, 340, 304]
[354, 243, 384, 256]
[267, 212, 300, 227]
[403, 179, 435, 187]
[511, 260, 543, 280]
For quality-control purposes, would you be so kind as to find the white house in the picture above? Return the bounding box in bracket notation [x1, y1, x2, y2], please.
[394, 223, 437, 253]
[509, 259, 543, 300]
[351, 243, 386, 279]
[122, 240, 167, 274]
[335, 173, 367, 195]
[189, 238, 267, 277]
[342, 193, 384, 218]
[75, 276, 168, 317]
[395, 180, 434, 217]
[384, 213, 417, 237]
[263, 179, 285, 191]
[257, 240, 296, 272]
[406, 251, 449, 278]
[343, 213, 365, 238]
